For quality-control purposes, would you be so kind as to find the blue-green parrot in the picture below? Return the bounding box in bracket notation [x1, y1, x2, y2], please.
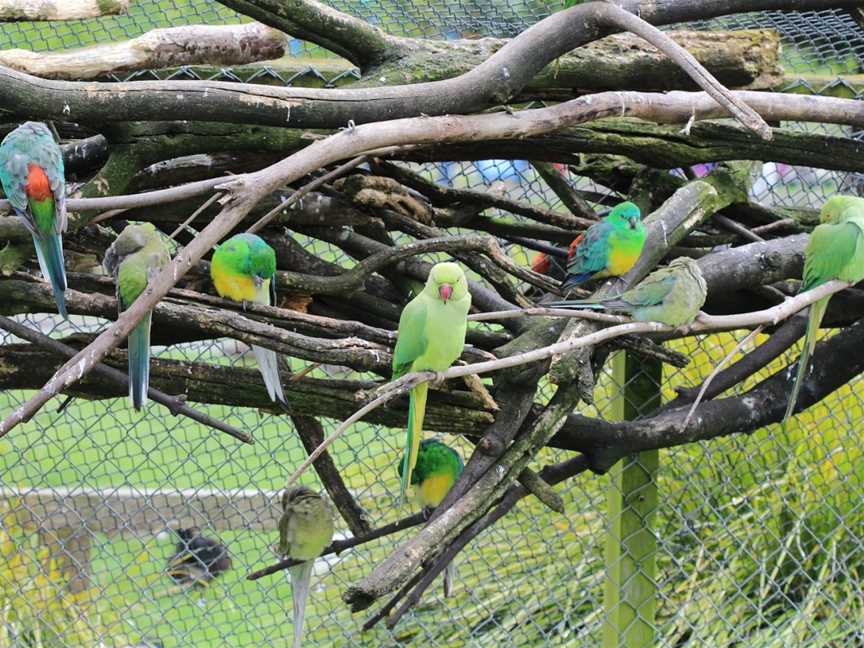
[0, 122, 68, 317]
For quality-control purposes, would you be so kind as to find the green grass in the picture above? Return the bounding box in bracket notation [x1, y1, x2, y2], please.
[3, 331, 863, 646]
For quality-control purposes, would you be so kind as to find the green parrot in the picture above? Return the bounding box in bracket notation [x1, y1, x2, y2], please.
[278, 486, 335, 648]
[555, 201, 646, 291]
[783, 195, 864, 424]
[103, 222, 171, 410]
[397, 438, 464, 596]
[392, 262, 471, 501]
[210, 233, 286, 404]
[548, 256, 707, 327]
[0, 122, 68, 318]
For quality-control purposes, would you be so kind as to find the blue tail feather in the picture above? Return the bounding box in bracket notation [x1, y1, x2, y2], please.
[128, 314, 151, 411]
[561, 272, 595, 291]
[32, 232, 67, 318]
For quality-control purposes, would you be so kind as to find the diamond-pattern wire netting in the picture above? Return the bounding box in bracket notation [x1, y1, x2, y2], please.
[0, 1, 863, 646]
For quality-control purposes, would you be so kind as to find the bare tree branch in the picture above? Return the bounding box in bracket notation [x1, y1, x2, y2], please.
[0, 316, 252, 444]
[0, 24, 287, 80]
[0, 0, 129, 20]
[593, 2, 771, 138]
[0, 0, 859, 127]
[216, 0, 401, 69]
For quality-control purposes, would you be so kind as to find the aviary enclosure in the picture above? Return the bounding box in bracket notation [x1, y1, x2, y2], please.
[0, 0, 863, 646]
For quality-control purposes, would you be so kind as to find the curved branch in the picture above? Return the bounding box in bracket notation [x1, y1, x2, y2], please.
[594, 2, 771, 138]
[216, 0, 400, 69]
[0, 0, 858, 127]
[556, 315, 864, 467]
[0, 315, 252, 444]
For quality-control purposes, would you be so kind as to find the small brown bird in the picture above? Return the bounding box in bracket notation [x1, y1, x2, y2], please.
[166, 527, 232, 589]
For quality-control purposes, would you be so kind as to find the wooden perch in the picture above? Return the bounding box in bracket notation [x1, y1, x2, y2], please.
[0, 0, 129, 21]
[0, 23, 287, 81]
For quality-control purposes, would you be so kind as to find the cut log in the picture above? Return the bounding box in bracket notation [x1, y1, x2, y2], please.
[0, 23, 287, 80]
[369, 29, 784, 92]
[0, 0, 129, 20]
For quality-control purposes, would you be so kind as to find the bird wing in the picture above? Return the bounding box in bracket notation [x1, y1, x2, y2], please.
[566, 222, 610, 276]
[803, 222, 861, 291]
[392, 296, 429, 378]
[614, 270, 677, 308]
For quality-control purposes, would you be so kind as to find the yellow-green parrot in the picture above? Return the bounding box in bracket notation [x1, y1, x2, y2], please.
[547, 256, 707, 327]
[278, 486, 334, 648]
[210, 233, 286, 404]
[397, 438, 464, 596]
[103, 223, 171, 410]
[783, 195, 864, 424]
[392, 262, 471, 501]
[0, 122, 68, 318]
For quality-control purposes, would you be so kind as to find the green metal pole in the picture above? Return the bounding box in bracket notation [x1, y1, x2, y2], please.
[602, 351, 662, 648]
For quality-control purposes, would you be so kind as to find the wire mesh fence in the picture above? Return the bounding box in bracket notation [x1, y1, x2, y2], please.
[0, 1, 863, 646]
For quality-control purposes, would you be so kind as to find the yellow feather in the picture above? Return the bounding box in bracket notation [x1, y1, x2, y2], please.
[419, 473, 456, 508]
[212, 269, 258, 303]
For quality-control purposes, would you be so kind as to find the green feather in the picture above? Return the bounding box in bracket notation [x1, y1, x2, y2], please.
[783, 197, 864, 425]
[392, 262, 471, 500]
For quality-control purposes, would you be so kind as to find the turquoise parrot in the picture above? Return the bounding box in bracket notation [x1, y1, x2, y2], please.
[532, 201, 645, 290]
[783, 195, 864, 424]
[210, 233, 286, 404]
[103, 222, 171, 410]
[278, 486, 335, 648]
[397, 438, 464, 596]
[0, 122, 68, 317]
[548, 256, 707, 327]
[392, 262, 471, 501]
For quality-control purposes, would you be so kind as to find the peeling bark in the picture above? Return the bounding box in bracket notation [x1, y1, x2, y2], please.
[0, 23, 287, 81]
[0, 0, 129, 21]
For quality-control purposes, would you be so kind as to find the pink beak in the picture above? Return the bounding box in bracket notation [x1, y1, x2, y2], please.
[439, 283, 453, 302]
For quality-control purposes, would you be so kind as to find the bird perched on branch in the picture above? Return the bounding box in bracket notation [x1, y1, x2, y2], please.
[531, 202, 645, 290]
[392, 262, 471, 501]
[278, 486, 335, 648]
[0, 122, 68, 318]
[166, 527, 232, 589]
[783, 194, 864, 425]
[547, 256, 707, 327]
[398, 438, 464, 596]
[210, 233, 286, 404]
[103, 222, 171, 410]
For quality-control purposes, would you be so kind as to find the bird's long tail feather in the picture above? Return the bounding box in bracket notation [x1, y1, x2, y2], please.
[544, 299, 608, 310]
[561, 272, 594, 291]
[443, 559, 457, 598]
[128, 313, 151, 411]
[252, 344, 286, 403]
[400, 382, 428, 502]
[33, 232, 67, 319]
[289, 560, 315, 648]
[783, 297, 828, 426]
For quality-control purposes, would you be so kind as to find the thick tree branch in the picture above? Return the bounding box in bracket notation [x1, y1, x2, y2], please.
[216, 0, 401, 70]
[0, 346, 495, 433]
[0, 315, 252, 444]
[0, 0, 129, 20]
[556, 315, 864, 467]
[0, 24, 287, 81]
[593, 2, 771, 138]
[0, 0, 858, 127]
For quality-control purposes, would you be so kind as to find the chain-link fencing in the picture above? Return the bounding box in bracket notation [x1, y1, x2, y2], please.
[0, 2, 862, 646]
